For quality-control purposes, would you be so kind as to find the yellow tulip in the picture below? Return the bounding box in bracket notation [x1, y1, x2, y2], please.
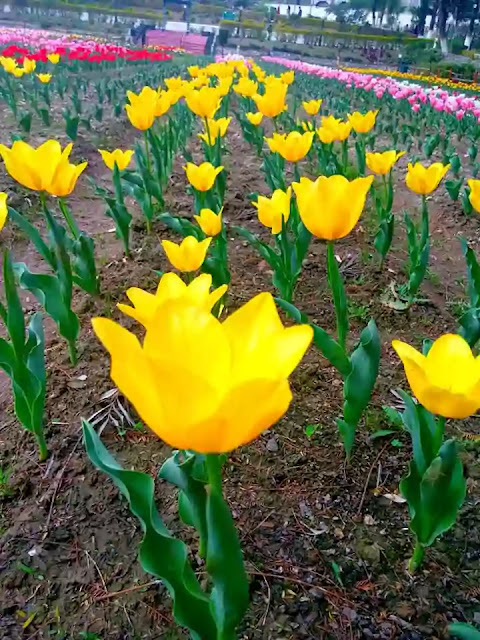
[11, 68, 24, 78]
[47, 53, 60, 64]
[185, 86, 222, 119]
[188, 65, 201, 77]
[318, 117, 351, 142]
[217, 77, 233, 97]
[190, 75, 210, 89]
[98, 148, 134, 171]
[36, 73, 52, 83]
[251, 64, 266, 82]
[265, 131, 314, 163]
[280, 70, 295, 85]
[253, 83, 287, 118]
[316, 126, 336, 144]
[155, 90, 171, 117]
[194, 207, 223, 236]
[198, 117, 231, 145]
[0, 192, 8, 231]
[233, 77, 258, 98]
[348, 110, 379, 134]
[165, 89, 182, 106]
[366, 150, 405, 175]
[253, 187, 291, 234]
[118, 272, 228, 327]
[0, 140, 86, 195]
[303, 99, 322, 116]
[0, 56, 17, 73]
[125, 86, 157, 130]
[321, 115, 342, 130]
[162, 236, 212, 272]
[468, 178, 480, 212]
[246, 111, 263, 126]
[406, 162, 450, 195]
[92, 292, 313, 452]
[293, 174, 374, 240]
[184, 162, 224, 192]
[164, 76, 185, 92]
[392, 333, 480, 419]
[22, 58, 36, 74]
[47, 152, 88, 197]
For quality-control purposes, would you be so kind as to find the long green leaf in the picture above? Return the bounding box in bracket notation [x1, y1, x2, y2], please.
[82, 420, 217, 640]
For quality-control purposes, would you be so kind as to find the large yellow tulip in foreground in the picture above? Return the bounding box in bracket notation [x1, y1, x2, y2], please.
[93, 293, 313, 452]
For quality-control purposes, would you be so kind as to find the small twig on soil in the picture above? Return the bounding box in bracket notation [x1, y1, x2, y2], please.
[85, 549, 108, 593]
[94, 579, 160, 602]
[245, 509, 276, 537]
[247, 569, 345, 602]
[42, 434, 83, 541]
[356, 441, 391, 517]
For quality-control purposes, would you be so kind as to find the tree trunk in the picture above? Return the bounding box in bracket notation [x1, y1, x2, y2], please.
[437, 0, 448, 54]
[372, 0, 377, 25]
[417, 0, 428, 35]
[427, 0, 438, 36]
[465, 2, 479, 49]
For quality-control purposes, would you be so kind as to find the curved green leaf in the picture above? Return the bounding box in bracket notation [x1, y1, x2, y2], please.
[82, 420, 217, 640]
[449, 623, 480, 640]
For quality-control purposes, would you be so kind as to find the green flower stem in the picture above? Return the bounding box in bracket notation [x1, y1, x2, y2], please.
[341, 139, 348, 174]
[35, 429, 48, 462]
[205, 453, 223, 496]
[68, 339, 78, 366]
[143, 130, 152, 234]
[409, 541, 425, 572]
[58, 198, 79, 239]
[326, 241, 348, 352]
[420, 195, 429, 246]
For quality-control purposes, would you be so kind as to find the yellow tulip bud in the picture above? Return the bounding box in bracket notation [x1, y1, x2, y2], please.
[11, 68, 24, 78]
[265, 131, 314, 163]
[47, 53, 60, 64]
[117, 272, 228, 327]
[245, 112, 262, 127]
[392, 333, 480, 419]
[162, 236, 212, 272]
[194, 207, 223, 236]
[0, 192, 8, 231]
[293, 174, 373, 240]
[36, 73, 52, 83]
[347, 110, 379, 134]
[366, 150, 405, 175]
[406, 162, 450, 195]
[468, 178, 480, 212]
[98, 149, 134, 171]
[92, 292, 313, 452]
[253, 187, 291, 234]
[303, 99, 322, 116]
[184, 162, 224, 192]
[185, 86, 222, 119]
[125, 86, 158, 131]
[0, 140, 86, 196]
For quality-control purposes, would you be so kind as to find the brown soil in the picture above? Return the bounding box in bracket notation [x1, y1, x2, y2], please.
[0, 79, 479, 640]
